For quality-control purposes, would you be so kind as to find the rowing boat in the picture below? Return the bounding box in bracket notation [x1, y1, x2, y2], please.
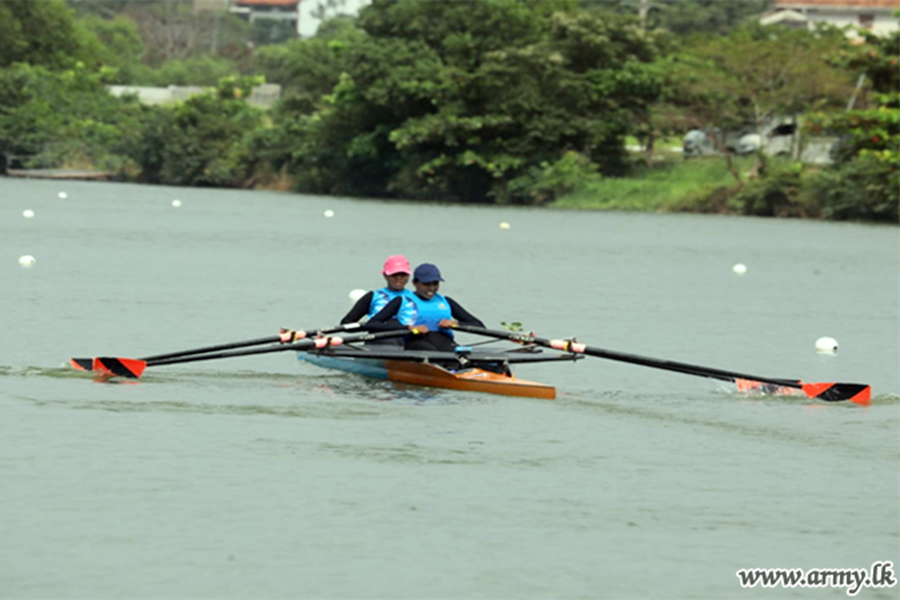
[298, 346, 582, 400]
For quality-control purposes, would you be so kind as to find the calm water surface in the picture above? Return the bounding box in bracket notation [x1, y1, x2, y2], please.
[2, 178, 898, 599]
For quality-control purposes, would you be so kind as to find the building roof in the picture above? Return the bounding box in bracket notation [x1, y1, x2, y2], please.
[760, 9, 809, 25]
[775, 0, 899, 8]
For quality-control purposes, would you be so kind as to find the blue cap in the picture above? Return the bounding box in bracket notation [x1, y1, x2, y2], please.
[413, 263, 444, 283]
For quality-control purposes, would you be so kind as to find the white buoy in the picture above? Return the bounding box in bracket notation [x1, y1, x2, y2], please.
[732, 263, 747, 275]
[58, 192, 67, 199]
[499, 221, 511, 230]
[172, 199, 182, 208]
[348, 288, 367, 302]
[18, 255, 36, 268]
[22, 209, 35, 218]
[815, 337, 838, 354]
[324, 210, 335, 218]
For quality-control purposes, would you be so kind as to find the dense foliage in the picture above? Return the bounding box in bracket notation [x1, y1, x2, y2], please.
[0, 0, 85, 70]
[0, 63, 146, 171]
[255, 0, 664, 203]
[584, 0, 770, 36]
[804, 29, 900, 222]
[0, 0, 896, 222]
[128, 76, 264, 186]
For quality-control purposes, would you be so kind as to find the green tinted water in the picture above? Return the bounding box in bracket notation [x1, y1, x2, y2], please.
[2, 178, 898, 599]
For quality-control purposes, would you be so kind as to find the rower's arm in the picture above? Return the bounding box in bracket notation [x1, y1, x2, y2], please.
[340, 291, 373, 324]
[446, 297, 485, 328]
[365, 296, 408, 331]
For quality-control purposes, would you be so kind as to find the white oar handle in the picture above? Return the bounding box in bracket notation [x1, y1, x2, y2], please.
[280, 322, 363, 343]
[313, 336, 343, 349]
[549, 339, 587, 353]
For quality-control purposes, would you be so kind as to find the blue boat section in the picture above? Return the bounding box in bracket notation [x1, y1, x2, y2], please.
[299, 353, 390, 380]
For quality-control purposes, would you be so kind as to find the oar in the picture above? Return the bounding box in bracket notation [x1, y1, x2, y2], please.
[453, 325, 872, 405]
[70, 323, 364, 372]
[89, 329, 409, 379]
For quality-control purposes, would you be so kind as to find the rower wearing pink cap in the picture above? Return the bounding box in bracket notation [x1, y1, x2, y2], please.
[340, 255, 416, 344]
[367, 263, 485, 352]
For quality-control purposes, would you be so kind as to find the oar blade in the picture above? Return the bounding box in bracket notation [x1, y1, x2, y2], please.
[70, 358, 94, 371]
[801, 382, 872, 405]
[92, 357, 147, 379]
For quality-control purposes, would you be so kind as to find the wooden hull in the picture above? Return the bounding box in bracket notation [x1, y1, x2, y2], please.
[299, 353, 556, 400]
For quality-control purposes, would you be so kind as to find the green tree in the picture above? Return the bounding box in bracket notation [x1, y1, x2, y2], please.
[388, 9, 662, 202]
[0, 0, 84, 69]
[0, 63, 146, 171]
[647, 0, 769, 36]
[74, 14, 146, 80]
[661, 24, 853, 182]
[255, 17, 364, 99]
[128, 76, 264, 186]
[65, 0, 137, 19]
[267, 0, 663, 203]
[581, 0, 769, 35]
[145, 55, 241, 86]
[804, 29, 900, 223]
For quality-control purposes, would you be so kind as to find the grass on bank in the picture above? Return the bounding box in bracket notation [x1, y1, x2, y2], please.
[552, 155, 757, 212]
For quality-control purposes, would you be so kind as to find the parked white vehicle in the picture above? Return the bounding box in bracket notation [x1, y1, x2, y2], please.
[683, 117, 836, 164]
[682, 127, 759, 156]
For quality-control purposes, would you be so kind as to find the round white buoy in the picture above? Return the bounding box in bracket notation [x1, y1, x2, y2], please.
[172, 199, 182, 208]
[499, 221, 511, 230]
[348, 288, 367, 302]
[324, 210, 335, 218]
[22, 209, 35, 218]
[732, 263, 747, 275]
[58, 192, 67, 199]
[815, 337, 838, 354]
[18, 255, 36, 268]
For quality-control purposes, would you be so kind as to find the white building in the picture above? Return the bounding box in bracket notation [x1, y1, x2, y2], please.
[761, 0, 899, 37]
[229, 0, 370, 38]
[298, 0, 370, 37]
[107, 84, 282, 109]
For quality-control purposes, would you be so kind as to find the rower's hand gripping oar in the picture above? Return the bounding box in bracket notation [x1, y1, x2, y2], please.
[87, 329, 409, 379]
[453, 325, 872, 405]
[70, 323, 364, 373]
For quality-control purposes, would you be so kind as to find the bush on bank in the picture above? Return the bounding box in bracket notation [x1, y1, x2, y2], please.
[127, 77, 264, 187]
[553, 155, 898, 224]
[0, 62, 146, 172]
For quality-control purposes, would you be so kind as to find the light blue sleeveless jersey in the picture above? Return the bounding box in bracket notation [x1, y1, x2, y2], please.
[408, 293, 454, 338]
[369, 288, 415, 326]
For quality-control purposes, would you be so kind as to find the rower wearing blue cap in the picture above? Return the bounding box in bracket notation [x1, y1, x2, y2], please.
[368, 263, 485, 352]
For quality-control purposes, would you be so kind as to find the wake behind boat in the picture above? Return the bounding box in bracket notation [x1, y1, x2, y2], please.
[298, 344, 583, 400]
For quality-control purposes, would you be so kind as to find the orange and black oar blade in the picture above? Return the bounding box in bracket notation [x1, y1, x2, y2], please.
[92, 357, 147, 379]
[454, 325, 874, 405]
[70, 358, 93, 371]
[83, 330, 409, 380]
[737, 378, 872, 405]
[801, 382, 872, 405]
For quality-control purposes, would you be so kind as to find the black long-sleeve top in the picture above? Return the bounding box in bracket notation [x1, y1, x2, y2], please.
[340, 291, 376, 325]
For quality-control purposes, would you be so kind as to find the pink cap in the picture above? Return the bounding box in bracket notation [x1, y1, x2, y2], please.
[382, 254, 411, 276]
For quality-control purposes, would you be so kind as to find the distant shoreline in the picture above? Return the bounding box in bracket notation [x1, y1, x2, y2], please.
[6, 169, 115, 181]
